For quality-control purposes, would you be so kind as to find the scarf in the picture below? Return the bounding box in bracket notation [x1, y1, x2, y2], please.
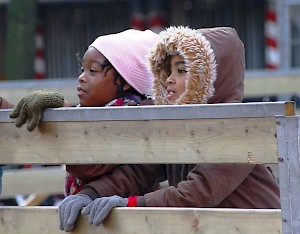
[64, 94, 143, 197]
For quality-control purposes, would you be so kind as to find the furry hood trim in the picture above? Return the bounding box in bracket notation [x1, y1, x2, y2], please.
[147, 26, 217, 105]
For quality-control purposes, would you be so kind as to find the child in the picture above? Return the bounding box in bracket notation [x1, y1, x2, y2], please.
[7, 29, 159, 231]
[77, 26, 281, 227]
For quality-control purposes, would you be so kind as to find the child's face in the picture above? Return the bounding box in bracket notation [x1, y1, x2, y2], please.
[166, 55, 187, 104]
[77, 47, 119, 106]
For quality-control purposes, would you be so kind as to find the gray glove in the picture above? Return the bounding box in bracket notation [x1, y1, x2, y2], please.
[9, 91, 64, 131]
[81, 195, 127, 226]
[58, 194, 93, 232]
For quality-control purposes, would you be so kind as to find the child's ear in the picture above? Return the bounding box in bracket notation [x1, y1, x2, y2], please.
[123, 83, 131, 91]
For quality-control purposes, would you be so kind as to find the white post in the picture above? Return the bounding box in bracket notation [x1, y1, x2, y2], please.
[276, 116, 300, 234]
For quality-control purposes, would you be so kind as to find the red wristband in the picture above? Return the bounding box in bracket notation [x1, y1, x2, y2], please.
[127, 195, 138, 207]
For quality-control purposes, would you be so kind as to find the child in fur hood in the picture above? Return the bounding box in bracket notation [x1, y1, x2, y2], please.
[77, 26, 281, 228]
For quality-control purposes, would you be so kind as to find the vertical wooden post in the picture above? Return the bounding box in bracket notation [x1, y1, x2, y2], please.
[277, 116, 300, 234]
[5, 0, 38, 80]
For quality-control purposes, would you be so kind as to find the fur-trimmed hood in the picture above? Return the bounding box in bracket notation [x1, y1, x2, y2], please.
[148, 26, 245, 104]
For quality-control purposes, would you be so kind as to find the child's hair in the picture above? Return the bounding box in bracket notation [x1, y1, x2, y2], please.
[89, 29, 158, 96]
[101, 58, 146, 99]
[77, 53, 145, 99]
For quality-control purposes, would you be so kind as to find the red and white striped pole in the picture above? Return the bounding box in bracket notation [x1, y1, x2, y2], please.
[147, 0, 166, 33]
[265, 0, 280, 69]
[130, 0, 145, 30]
[34, 21, 46, 79]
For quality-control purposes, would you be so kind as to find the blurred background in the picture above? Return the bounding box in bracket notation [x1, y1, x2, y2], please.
[1, 0, 299, 75]
[0, 0, 300, 105]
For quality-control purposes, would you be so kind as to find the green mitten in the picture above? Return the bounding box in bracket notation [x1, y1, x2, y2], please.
[9, 91, 64, 131]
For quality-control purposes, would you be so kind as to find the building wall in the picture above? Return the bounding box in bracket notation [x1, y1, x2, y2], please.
[1, 0, 300, 80]
[41, 1, 131, 79]
[169, 0, 266, 69]
[41, 0, 266, 78]
[291, 5, 300, 68]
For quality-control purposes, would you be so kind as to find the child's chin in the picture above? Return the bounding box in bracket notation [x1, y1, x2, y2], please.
[78, 100, 87, 107]
[167, 99, 175, 105]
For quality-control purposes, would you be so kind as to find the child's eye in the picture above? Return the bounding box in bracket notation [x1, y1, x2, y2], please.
[80, 67, 84, 73]
[89, 68, 98, 73]
[178, 69, 187, 74]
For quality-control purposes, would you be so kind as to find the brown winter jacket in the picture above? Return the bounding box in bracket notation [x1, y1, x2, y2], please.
[80, 26, 280, 209]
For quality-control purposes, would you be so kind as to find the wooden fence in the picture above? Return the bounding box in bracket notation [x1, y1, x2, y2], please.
[0, 102, 299, 233]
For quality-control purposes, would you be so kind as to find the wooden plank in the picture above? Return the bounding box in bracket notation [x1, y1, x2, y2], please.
[1, 166, 65, 198]
[0, 117, 278, 164]
[0, 207, 282, 234]
[0, 102, 295, 122]
[18, 194, 50, 206]
[0, 102, 292, 164]
[244, 74, 300, 97]
[276, 116, 300, 234]
[0, 78, 77, 106]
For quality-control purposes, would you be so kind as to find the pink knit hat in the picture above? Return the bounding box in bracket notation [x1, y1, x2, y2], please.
[89, 29, 158, 95]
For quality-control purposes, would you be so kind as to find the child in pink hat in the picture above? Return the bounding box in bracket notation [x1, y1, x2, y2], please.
[7, 29, 158, 231]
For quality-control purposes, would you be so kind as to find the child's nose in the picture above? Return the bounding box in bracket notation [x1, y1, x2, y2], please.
[78, 72, 86, 83]
[166, 73, 175, 84]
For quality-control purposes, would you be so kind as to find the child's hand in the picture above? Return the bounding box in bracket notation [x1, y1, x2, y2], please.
[81, 195, 127, 226]
[9, 91, 64, 131]
[59, 194, 93, 232]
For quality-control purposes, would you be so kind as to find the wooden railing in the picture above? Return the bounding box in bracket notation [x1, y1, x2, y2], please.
[0, 102, 299, 233]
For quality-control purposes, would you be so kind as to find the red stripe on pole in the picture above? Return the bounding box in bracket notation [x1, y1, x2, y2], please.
[35, 72, 45, 80]
[265, 1, 279, 69]
[149, 15, 165, 28]
[266, 10, 276, 22]
[266, 38, 277, 48]
[34, 22, 46, 79]
[266, 64, 278, 69]
[35, 48, 44, 58]
[131, 18, 145, 30]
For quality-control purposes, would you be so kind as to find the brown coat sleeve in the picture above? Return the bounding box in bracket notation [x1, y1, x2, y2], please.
[143, 164, 280, 209]
[80, 164, 166, 199]
[66, 164, 120, 180]
[67, 99, 154, 181]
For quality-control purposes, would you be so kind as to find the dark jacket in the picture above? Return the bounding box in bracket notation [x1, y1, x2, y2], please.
[79, 27, 280, 208]
[65, 96, 157, 196]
